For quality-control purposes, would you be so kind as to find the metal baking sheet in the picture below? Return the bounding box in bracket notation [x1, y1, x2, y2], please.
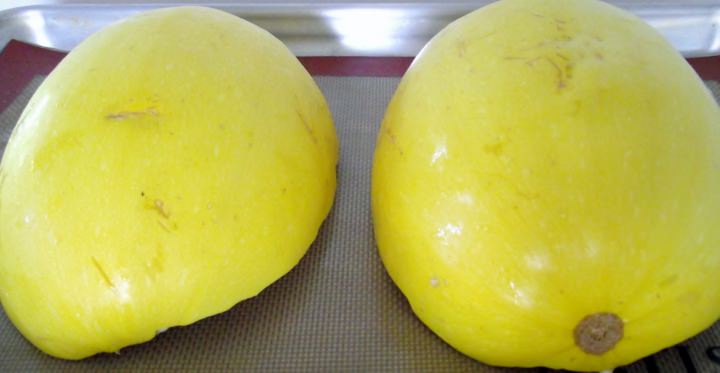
[0, 2, 719, 57]
[0, 2, 719, 372]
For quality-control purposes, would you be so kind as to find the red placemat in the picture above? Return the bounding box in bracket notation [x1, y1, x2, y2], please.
[2, 39, 719, 114]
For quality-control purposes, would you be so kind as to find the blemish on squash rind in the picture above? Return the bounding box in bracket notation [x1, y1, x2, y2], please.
[157, 219, 172, 232]
[381, 127, 405, 156]
[296, 109, 318, 144]
[105, 107, 158, 121]
[153, 199, 170, 219]
[483, 141, 506, 156]
[91, 256, 114, 288]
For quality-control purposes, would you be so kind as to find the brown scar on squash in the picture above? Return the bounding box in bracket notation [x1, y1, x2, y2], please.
[545, 57, 569, 90]
[153, 199, 170, 219]
[91, 256, 114, 288]
[509, 54, 571, 90]
[296, 109, 318, 144]
[105, 107, 158, 121]
[457, 31, 496, 57]
[157, 219, 173, 232]
[556, 52, 570, 61]
[384, 128, 404, 155]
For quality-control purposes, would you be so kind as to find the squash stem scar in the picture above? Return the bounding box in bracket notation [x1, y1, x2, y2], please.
[573, 312, 624, 355]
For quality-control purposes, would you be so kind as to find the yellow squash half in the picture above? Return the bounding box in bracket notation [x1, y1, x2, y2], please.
[372, 0, 720, 371]
[0, 6, 337, 359]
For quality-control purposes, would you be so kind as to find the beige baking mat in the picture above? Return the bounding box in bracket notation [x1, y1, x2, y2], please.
[1, 76, 719, 372]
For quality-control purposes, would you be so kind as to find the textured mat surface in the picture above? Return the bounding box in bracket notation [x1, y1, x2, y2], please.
[0, 75, 719, 372]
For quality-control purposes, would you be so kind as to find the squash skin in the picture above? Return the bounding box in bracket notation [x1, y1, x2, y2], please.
[372, 0, 720, 370]
[0, 6, 337, 359]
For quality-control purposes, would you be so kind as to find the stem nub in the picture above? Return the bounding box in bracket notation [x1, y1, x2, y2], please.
[573, 312, 624, 355]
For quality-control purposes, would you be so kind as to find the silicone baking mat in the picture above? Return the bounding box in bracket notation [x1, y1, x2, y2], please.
[0, 40, 719, 372]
